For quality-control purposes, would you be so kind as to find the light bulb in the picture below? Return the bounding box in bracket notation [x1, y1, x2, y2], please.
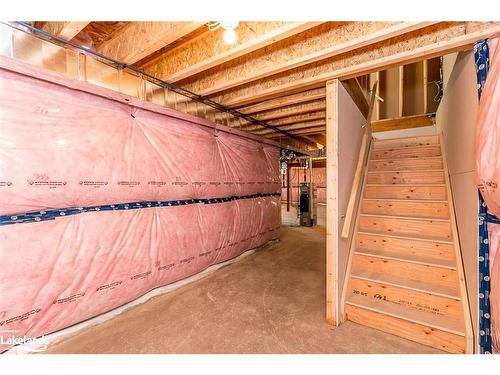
[223, 28, 237, 44]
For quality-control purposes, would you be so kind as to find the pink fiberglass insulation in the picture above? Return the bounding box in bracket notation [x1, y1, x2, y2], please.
[0, 66, 280, 214]
[476, 37, 500, 353]
[0, 57, 281, 351]
[281, 167, 326, 204]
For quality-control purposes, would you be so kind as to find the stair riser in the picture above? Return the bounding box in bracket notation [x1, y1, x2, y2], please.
[364, 185, 447, 200]
[369, 158, 443, 171]
[373, 135, 440, 150]
[361, 200, 449, 219]
[345, 305, 466, 354]
[356, 233, 455, 263]
[371, 146, 441, 160]
[349, 278, 463, 322]
[351, 255, 460, 293]
[359, 216, 451, 240]
[367, 171, 445, 185]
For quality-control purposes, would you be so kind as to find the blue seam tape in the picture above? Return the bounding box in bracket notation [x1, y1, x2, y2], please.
[0, 193, 282, 226]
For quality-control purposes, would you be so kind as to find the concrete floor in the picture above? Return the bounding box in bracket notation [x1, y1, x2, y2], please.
[44, 205, 440, 354]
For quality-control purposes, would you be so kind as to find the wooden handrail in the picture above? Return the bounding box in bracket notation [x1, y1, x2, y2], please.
[341, 81, 378, 239]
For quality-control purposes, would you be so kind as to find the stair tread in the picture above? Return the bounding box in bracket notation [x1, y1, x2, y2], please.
[360, 213, 450, 222]
[363, 198, 448, 203]
[373, 135, 439, 146]
[357, 230, 453, 244]
[354, 247, 456, 270]
[368, 169, 445, 173]
[370, 156, 442, 161]
[345, 294, 465, 336]
[365, 184, 446, 187]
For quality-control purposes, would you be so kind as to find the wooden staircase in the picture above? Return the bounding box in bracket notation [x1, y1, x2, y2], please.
[341, 134, 473, 353]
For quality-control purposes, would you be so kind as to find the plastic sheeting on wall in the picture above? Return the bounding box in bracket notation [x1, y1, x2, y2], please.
[477, 37, 500, 218]
[475, 37, 500, 354]
[0, 57, 281, 351]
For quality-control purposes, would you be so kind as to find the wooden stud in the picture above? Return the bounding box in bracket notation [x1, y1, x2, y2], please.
[326, 79, 339, 325]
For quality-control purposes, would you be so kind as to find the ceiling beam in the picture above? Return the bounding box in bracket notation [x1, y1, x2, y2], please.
[97, 22, 205, 65]
[185, 22, 437, 96]
[42, 22, 90, 40]
[214, 22, 500, 107]
[142, 22, 323, 82]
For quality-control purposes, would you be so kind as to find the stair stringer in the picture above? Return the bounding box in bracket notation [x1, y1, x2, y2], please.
[340, 137, 374, 320]
[438, 132, 474, 353]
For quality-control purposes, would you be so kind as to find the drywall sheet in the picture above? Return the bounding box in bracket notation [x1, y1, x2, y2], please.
[436, 50, 480, 347]
[281, 167, 326, 204]
[336, 84, 365, 297]
[0, 58, 281, 351]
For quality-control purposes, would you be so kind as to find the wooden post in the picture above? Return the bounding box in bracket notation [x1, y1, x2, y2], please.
[326, 79, 339, 325]
[398, 65, 404, 117]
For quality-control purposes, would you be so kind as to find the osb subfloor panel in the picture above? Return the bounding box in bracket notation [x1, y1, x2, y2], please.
[44, 212, 442, 354]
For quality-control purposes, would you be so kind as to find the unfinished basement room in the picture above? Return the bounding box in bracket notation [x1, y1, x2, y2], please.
[1, 1, 500, 372]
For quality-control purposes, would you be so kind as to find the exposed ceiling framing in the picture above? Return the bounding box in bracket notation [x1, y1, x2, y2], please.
[33, 20, 500, 151]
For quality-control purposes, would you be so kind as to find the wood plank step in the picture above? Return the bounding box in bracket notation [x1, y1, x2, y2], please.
[346, 294, 464, 336]
[354, 248, 456, 270]
[356, 232, 455, 264]
[351, 254, 460, 296]
[371, 145, 441, 160]
[349, 272, 460, 302]
[364, 185, 447, 200]
[373, 135, 439, 150]
[361, 199, 450, 219]
[357, 230, 453, 244]
[369, 157, 443, 171]
[358, 215, 451, 240]
[344, 303, 466, 353]
[366, 170, 445, 185]
[348, 278, 464, 321]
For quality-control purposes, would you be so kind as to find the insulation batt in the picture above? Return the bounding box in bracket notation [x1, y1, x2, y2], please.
[0, 59, 281, 351]
[281, 167, 326, 204]
[476, 37, 500, 353]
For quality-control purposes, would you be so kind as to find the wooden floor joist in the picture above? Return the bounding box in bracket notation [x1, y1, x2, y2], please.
[239, 88, 326, 114]
[184, 22, 437, 96]
[253, 120, 326, 135]
[97, 22, 205, 65]
[266, 126, 326, 137]
[41, 22, 90, 40]
[215, 22, 500, 108]
[141, 22, 323, 82]
[251, 100, 326, 122]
